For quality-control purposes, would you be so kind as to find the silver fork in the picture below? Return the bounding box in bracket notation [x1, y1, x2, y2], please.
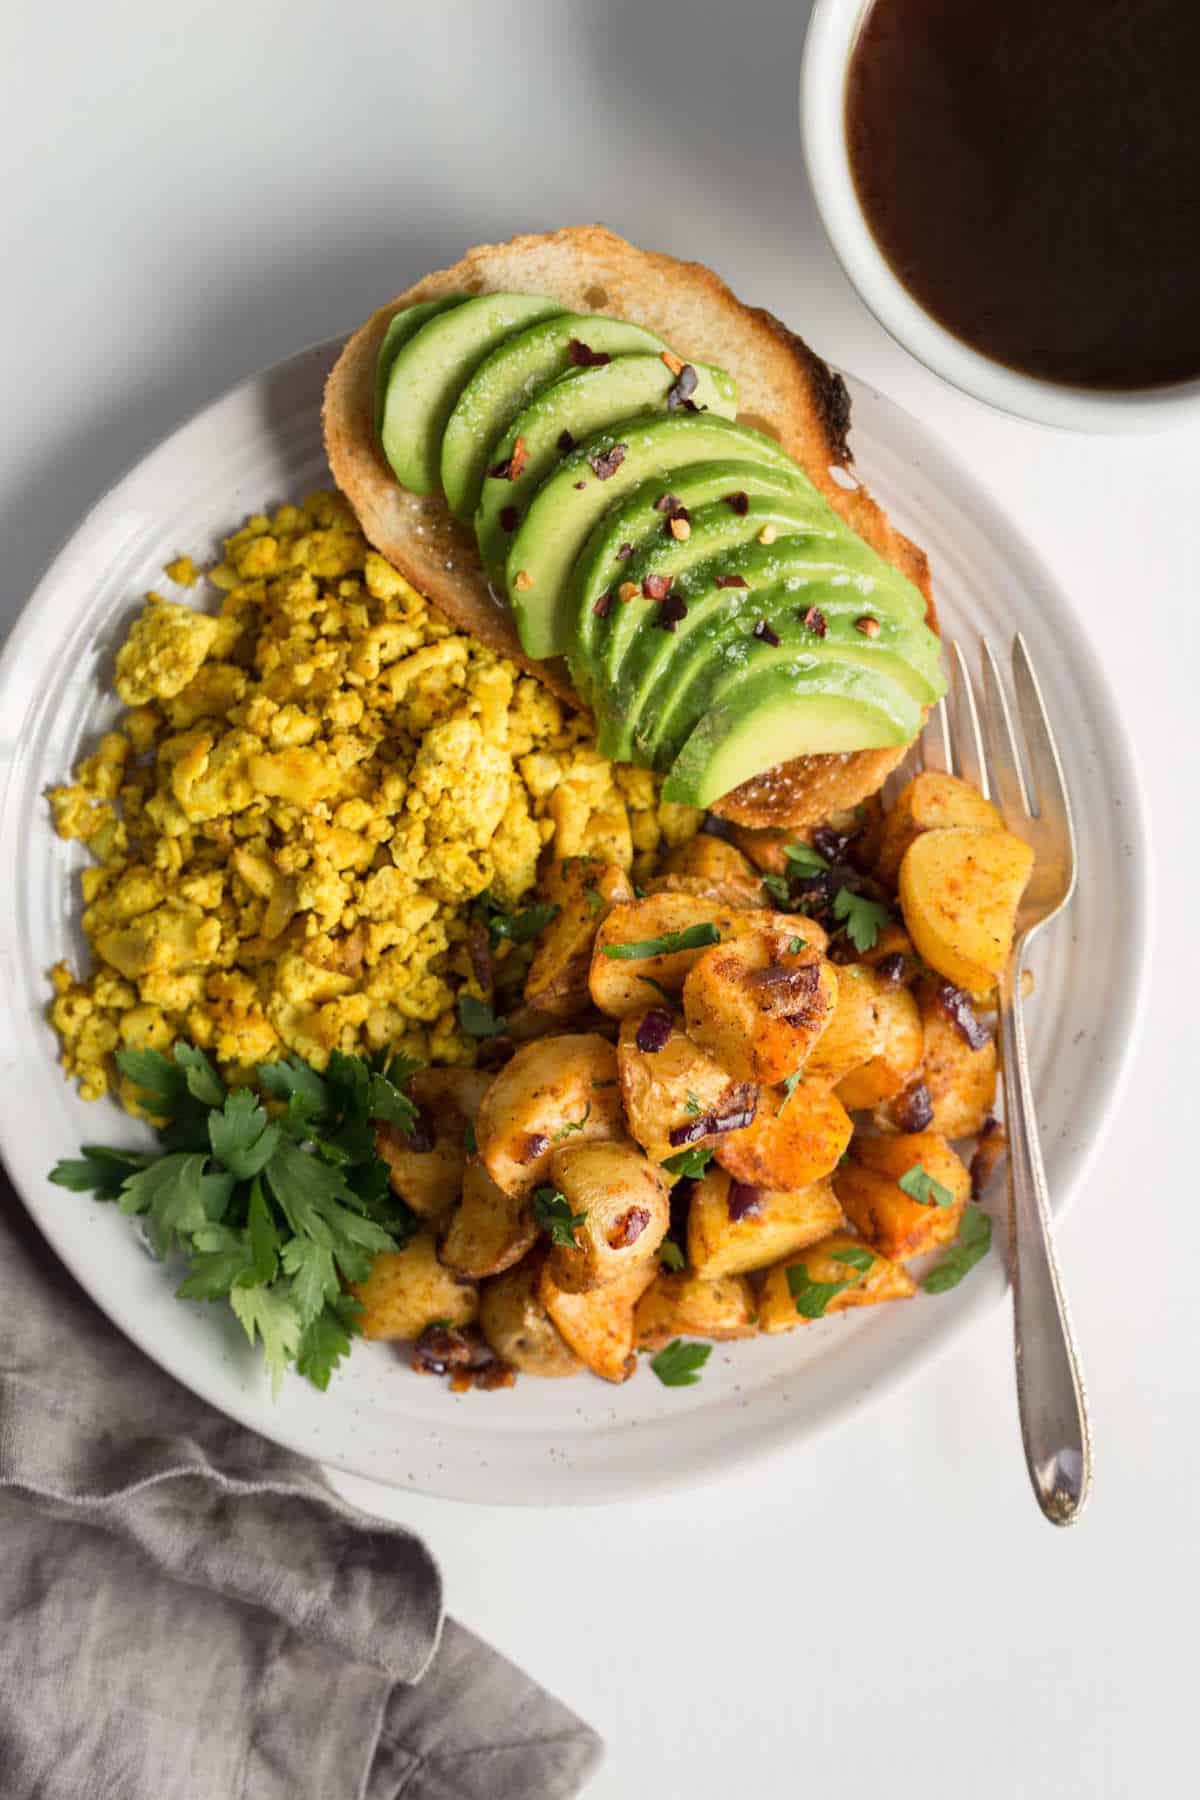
[922, 634, 1092, 1527]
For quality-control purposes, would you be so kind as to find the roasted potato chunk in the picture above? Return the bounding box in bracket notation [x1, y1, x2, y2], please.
[538, 1255, 658, 1383]
[546, 1139, 670, 1292]
[917, 984, 998, 1138]
[647, 835, 766, 908]
[375, 1068, 491, 1228]
[440, 1157, 537, 1279]
[757, 1232, 915, 1333]
[877, 771, 1004, 886]
[617, 1010, 756, 1164]
[836, 1130, 970, 1261]
[899, 826, 1035, 996]
[478, 1250, 582, 1378]
[589, 892, 821, 1018]
[716, 1078, 852, 1190]
[682, 928, 837, 1085]
[524, 859, 635, 1020]
[805, 964, 886, 1084]
[352, 1231, 477, 1341]
[475, 1033, 623, 1198]
[835, 981, 923, 1109]
[686, 1166, 844, 1278]
[634, 1270, 756, 1349]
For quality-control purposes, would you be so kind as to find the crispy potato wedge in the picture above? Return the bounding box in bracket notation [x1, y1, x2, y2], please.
[757, 1231, 915, 1332]
[836, 1130, 970, 1261]
[538, 1255, 658, 1383]
[589, 892, 825, 1018]
[835, 981, 923, 1109]
[899, 826, 1034, 995]
[440, 1156, 537, 1279]
[524, 859, 635, 1020]
[634, 1270, 756, 1350]
[647, 836, 767, 909]
[547, 1139, 670, 1292]
[686, 1165, 844, 1278]
[478, 1249, 582, 1378]
[352, 1231, 478, 1341]
[475, 1033, 623, 1197]
[804, 964, 886, 1083]
[917, 984, 998, 1138]
[716, 1078, 852, 1190]
[617, 1011, 756, 1165]
[682, 929, 837, 1085]
[375, 1067, 491, 1227]
[877, 771, 1004, 886]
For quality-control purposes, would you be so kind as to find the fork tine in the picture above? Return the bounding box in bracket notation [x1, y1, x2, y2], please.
[1011, 634, 1074, 843]
[979, 638, 1032, 821]
[920, 696, 953, 774]
[948, 640, 990, 799]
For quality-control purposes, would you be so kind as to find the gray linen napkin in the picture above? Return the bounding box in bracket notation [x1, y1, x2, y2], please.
[0, 1175, 602, 1799]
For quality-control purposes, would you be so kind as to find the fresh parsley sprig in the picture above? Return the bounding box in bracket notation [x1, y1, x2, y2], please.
[473, 891, 559, 946]
[832, 888, 890, 952]
[898, 1162, 957, 1208]
[662, 1146, 714, 1179]
[532, 1185, 587, 1249]
[787, 1245, 876, 1318]
[922, 1205, 993, 1293]
[602, 923, 720, 961]
[650, 1339, 711, 1387]
[50, 1042, 423, 1395]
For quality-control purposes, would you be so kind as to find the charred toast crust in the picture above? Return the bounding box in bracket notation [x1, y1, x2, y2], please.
[323, 225, 938, 828]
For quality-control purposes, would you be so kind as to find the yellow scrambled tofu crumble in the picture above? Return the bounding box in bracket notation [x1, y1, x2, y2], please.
[49, 491, 701, 1108]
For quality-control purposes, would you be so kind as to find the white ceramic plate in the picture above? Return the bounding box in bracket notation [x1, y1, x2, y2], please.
[0, 341, 1148, 1504]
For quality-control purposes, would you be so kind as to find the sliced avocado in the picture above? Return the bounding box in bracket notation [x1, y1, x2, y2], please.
[440, 313, 673, 521]
[662, 658, 922, 808]
[374, 296, 468, 436]
[569, 463, 813, 695]
[380, 292, 565, 495]
[502, 414, 799, 663]
[478, 355, 738, 613]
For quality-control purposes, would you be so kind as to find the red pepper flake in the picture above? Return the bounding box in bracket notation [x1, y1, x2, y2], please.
[654, 594, 689, 631]
[569, 338, 611, 368]
[725, 491, 749, 515]
[654, 492, 682, 514]
[557, 429, 576, 453]
[588, 443, 627, 480]
[499, 505, 520, 533]
[488, 437, 528, 481]
[667, 363, 699, 411]
[752, 618, 781, 646]
[802, 605, 828, 637]
[593, 591, 614, 619]
[726, 1181, 764, 1222]
[607, 1206, 650, 1250]
[642, 573, 674, 601]
[715, 574, 748, 590]
[615, 541, 634, 560]
[855, 614, 881, 639]
[933, 982, 990, 1051]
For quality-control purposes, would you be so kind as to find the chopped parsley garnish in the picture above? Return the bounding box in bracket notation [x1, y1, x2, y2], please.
[602, 922, 720, 960]
[777, 1070, 804, 1114]
[787, 936, 808, 954]
[783, 843, 830, 874]
[658, 1237, 686, 1272]
[684, 1092, 702, 1116]
[457, 993, 507, 1039]
[898, 1162, 957, 1208]
[532, 1185, 587, 1248]
[787, 1263, 856, 1318]
[49, 1042, 423, 1394]
[473, 892, 559, 946]
[762, 874, 791, 905]
[650, 1338, 712, 1387]
[662, 1146, 714, 1179]
[638, 975, 675, 1002]
[829, 1245, 876, 1273]
[554, 1103, 592, 1141]
[584, 888, 606, 917]
[922, 1206, 992, 1293]
[832, 887, 890, 952]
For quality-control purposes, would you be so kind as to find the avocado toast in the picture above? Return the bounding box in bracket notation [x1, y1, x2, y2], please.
[323, 226, 943, 827]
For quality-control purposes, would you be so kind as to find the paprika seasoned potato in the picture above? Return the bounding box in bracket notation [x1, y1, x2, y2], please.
[835, 981, 923, 1110]
[646, 835, 767, 908]
[478, 1250, 582, 1378]
[917, 983, 997, 1138]
[440, 1157, 537, 1279]
[686, 1165, 844, 1279]
[524, 859, 635, 1020]
[546, 1138, 670, 1293]
[588, 892, 821, 1018]
[876, 770, 1004, 886]
[375, 1068, 492, 1228]
[682, 928, 837, 1085]
[804, 964, 886, 1084]
[617, 1010, 756, 1165]
[899, 826, 1035, 996]
[538, 1255, 658, 1383]
[474, 1033, 623, 1197]
[757, 1232, 915, 1333]
[352, 1230, 478, 1341]
[634, 1270, 756, 1350]
[835, 1130, 970, 1262]
[716, 1077, 852, 1191]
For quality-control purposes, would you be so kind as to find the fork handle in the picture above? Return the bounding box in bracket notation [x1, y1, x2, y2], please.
[998, 950, 1093, 1525]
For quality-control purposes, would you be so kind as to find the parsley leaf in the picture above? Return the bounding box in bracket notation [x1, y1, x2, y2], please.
[650, 1339, 711, 1387]
[762, 873, 791, 905]
[638, 975, 674, 1002]
[783, 843, 829, 873]
[475, 893, 559, 945]
[684, 1092, 701, 1116]
[230, 1283, 303, 1397]
[602, 922, 720, 960]
[832, 887, 890, 953]
[898, 1163, 957, 1208]
[922, 1206, 993, 1293]
[366, 1066, 421, 1134]
[554, 1103, 591, 1141]
[533, 1185, 587, 1248]
[173, 1042, 226, 1108]
[663, 1146, 714, 1179]
[658, 1237, 686, 1272]
[258, 1055, 330, 1120]
[787, 936, 808, 954]
[117, 1154, 234, 1258]
[207, 1087, 280, 1180]
[787, 1263, 854, 1318]
[49, 1145, 153, 1197]
[830, 1245, 876, 1273]
[584, 888, 605, 918]
[281, 1235, 341, 1327]
[115, 1047, 193, 1119]
[295, 1295, 359, 1390]
[457, 993, 507, 1038]
[265, 1136, 396, 1283]
[176, 1226, 258, 1301]
[777, 1070, 804, 1114]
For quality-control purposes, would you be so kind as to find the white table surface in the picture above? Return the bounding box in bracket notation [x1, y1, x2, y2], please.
[4, 3, 1195, 1795]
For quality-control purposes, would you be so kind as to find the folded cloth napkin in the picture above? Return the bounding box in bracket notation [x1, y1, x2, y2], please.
[0, 1175, 602, 1799]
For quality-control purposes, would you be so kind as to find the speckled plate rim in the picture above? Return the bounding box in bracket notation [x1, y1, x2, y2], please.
[0, 337, 1150, 1505]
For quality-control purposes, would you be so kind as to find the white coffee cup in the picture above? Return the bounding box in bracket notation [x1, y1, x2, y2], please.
[800, 0, 1200, 433]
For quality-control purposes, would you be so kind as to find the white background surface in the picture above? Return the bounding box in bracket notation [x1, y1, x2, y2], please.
[2, 3, 1195, 1796]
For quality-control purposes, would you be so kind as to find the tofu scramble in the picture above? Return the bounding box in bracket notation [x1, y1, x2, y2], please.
[49, 492, 701, 1109]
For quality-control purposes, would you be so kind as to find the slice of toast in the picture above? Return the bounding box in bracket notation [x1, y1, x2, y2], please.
[323, 225, 936, 828]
